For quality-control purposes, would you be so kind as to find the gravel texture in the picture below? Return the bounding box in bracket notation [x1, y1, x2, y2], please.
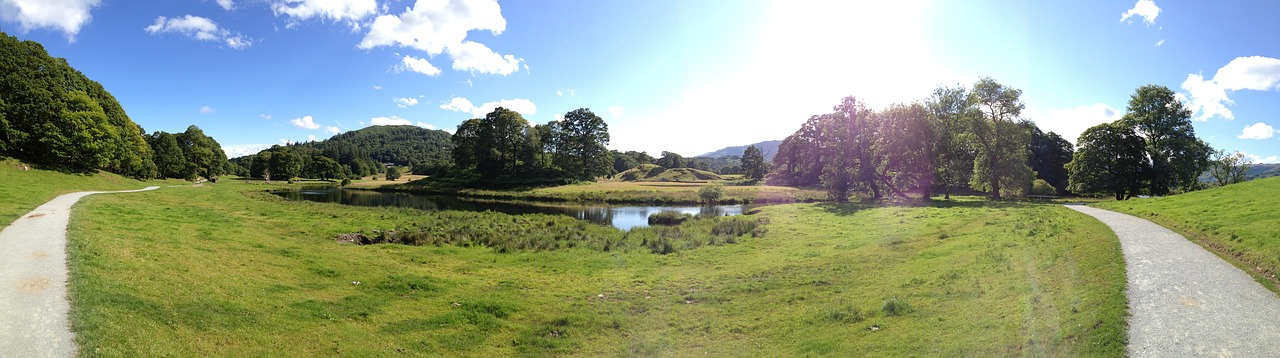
[1068, 204, 1280, 357]
[0, 187, 157, 357]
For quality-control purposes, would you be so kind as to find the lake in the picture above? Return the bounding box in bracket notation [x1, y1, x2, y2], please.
[274, 187, 751, 230]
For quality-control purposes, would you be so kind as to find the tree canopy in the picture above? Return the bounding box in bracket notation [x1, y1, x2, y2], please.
[1067, 123, 1148, 200]
[1120, 84, 1211, 195]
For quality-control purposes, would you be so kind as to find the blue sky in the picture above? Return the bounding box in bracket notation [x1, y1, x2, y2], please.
[1, 0, 1277, 162]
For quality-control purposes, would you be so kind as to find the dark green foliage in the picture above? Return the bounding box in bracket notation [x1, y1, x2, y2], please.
[1028, 127, 1074, 194]
[927, 84, 976, 199]
[656, 151, 685, 169]
[881, 296, 913, 316]
[444, 107, 614, 187]
[741, 145, 767, 180]
[1067, 122, 1148, 200]
[304, 155, 344, 181]
[175, 125, 229, 180]
[385, 166, 401, 181]
[1120, 84, 1212, 195]
[232, 125, 452, 180]
[0, 32, 158, 178]
[698, 183, 724, 203]
[968, 77, 1033, 200]
[266, 146, 302, 181]
[552, 108, 613, 180]
[647, 211, 693, 226]
[1031, 179, 1056, 196]
[148, 132, 188, 179]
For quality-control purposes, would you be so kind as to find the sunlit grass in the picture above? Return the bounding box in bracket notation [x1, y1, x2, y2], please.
[66, 181, 1125, 356]
[0, 158, 186, 226]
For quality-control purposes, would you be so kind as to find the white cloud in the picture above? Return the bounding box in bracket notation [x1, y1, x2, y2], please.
[290, 115, 321, 129]
[400, 55, 441, 76]
[260, 114, 272, 120]
[1026, 103, 1124, 145]
[370, 116, 413, 126]
[553, 113, 565, 122]
[222, 143, 272, 158]
[307, 134, 318, 142]
[447, 40, 522, 75]
[1177, 56, 1280, 121]
[1155, 39, 1165, 47]
[216, 0, 234, 11]
[608, 106, 625, 119]
[145, 15, 252, 49]
[439, 97, 536, 117]
[416, 122, 436, 130]
[556, 90, 562, 97]
[359, 0, 521, 76]
[270, 0, 376, 22]
[324, 126, 341, 134]
[0, 0, 101, 40]
[371, 85, 383, 90]
[1239, 122, 1276, 139]
[199, 105, 215, 114]
[1120, 0, 1160, 25]
[394, 97, 419, 108]
[1242, 151, 1280, 164]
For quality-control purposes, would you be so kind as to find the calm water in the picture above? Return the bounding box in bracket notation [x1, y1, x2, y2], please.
[274, 187, 749, 230]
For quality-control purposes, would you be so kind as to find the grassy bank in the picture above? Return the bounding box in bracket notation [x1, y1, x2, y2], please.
[0, 158, 184, 226]
[66, 181, 1125, 356]
[1095, 177, 1280, 291]
[387, 180, 828, 205]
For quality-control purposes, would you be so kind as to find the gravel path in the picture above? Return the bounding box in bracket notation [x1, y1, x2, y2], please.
[0, 187, 158, 357]
[1068, 205, 1280, 357]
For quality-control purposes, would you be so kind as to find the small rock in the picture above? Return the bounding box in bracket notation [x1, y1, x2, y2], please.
[869, 325, 881, 331]
[350, 281, 361, 286]
[452, 302, 462, 307]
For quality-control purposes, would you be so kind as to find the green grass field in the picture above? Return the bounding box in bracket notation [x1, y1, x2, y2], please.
[391, 180, 828, 205]
[1096, 177, 1280, 291]
[0, 158, 185, 226]
[65, 180, 1127, 356]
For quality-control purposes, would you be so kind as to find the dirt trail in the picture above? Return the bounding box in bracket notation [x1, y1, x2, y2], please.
[0, 187, 158, 357]
[1068, 205, 1280, 357]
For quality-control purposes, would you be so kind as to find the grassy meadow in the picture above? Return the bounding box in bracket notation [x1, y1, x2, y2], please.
[390, 180, 828, 205]
[65, 180, 1127, 356]
[1095, 177, 1280, 291]
[0, 158, 185, 226]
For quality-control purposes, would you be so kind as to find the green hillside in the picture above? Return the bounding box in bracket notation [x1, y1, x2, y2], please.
[1096, 177, 1280, 290]
[616, 164, 723, 182]
[231, 125, 453, 179]
[0, 158, 181, 226]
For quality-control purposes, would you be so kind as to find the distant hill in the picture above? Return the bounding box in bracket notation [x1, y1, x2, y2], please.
[616, 164, 723, 182]
[231, 125, 454, 178]
[697, 140, 782, 161]
[1199, 163, 1280, 183]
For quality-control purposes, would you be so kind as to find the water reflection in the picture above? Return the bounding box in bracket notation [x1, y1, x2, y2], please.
[275, 186, 747, 230]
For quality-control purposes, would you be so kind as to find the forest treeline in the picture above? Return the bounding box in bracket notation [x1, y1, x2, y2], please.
[770, 77, 1220, 201]
[230, 125, 453, 181]
[0, 32, 229, 180]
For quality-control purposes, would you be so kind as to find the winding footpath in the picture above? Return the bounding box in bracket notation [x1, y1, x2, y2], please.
[1068, 205, 1280, 357]
[0, 187, 158, 357]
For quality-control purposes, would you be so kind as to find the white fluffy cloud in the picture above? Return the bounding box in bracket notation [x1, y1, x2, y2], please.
[608, 106, 625, 119]
[359, 0, 521, 75]
[271, 0, 376, 22]
[290, 115, 321, 129]
[1242, 151, 1280, 164]
[145, 15, 252, 49]
[1177, 56, 1280, 121]
[370, 116, 412, 126]
[1026, 103, 1124, 146]
[0, 0, 102, 40]
[439, 97, 536, 117]
[1239, 122, 1276, 139]
[394, 97, 419, 108]
[199, 105, 215, 114]
[400, 55, 441, 76]
[1120, 0, 1160, 25]
[216, 0, 234, 11]
[324, 126, 341, 134]
[222, 143, 272, 158]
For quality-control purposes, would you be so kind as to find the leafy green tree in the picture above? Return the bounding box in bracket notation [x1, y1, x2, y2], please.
[968, 77, 1033, 200]
[249, 152, 272, 179]
[266, 147, 302, 181]
[49, 91, 115, 173]
[926, 84, 976, 199]
[656, 151, 685, 169]
[698, 183, 724, 204]
[612, 150, 639, 173]
[1120, 84, 1212, 195]
[305, 155, 344, 180]
[1028, 126, 1074, 194]
[385, 166, 401, 181]
[741, 145, 767, 181]
[553, 108, 613, 180]
[1067, 123, 1148, 200]
[148, 131, 188, 178]
[873, 102, 935, 198]
[1209, 150, 1251, 186]
[176, 125, 229, 180]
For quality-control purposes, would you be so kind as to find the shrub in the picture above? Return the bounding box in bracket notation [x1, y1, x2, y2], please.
[698, 184, 724, 203]
[1031, 179, 1056, 196]
[881, 296, 912, 316]
[340, 178, 352, 187]
[648, 211, 693, 226]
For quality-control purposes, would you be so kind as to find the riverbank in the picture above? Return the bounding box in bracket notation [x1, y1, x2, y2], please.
[378, 179, 829, 205]
[66, 180, 1125, 356]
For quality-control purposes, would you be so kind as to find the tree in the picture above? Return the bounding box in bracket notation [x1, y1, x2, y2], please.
[385, 166, 401, 181]
[1067, 123, 1148, 200]
[49, 91, 115, 173]
[1028, 126, 1074, 194]
[612, 150, 639, 173]
[266, 147, 302, 181]
[968, 77, 1033, 200]
[656, 151, 685, 169]
[926, 84, 975, 199]
[148, 131, 188, 178]
[553, 108, 613, 180]
[175, 125, 229, 180]
[1209, 150, 1251, 186]
[1120, 84, 1212, 195]
[698, 183, 724, 204]
[741, 145, 767, 181]
[305, 155, 344, 180]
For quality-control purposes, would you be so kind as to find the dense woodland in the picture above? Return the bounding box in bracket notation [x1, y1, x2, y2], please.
[0, 32, 228, 180]
[230, 125, 452, 181]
